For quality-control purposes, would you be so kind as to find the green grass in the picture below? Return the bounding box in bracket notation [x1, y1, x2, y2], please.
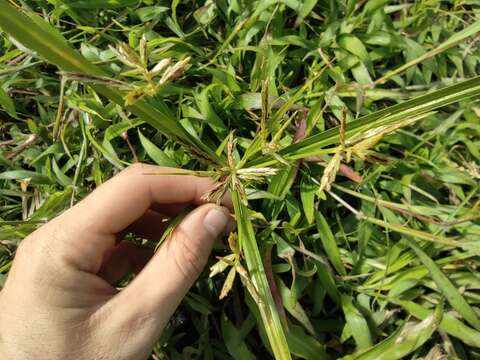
[1, 0, 480, 358]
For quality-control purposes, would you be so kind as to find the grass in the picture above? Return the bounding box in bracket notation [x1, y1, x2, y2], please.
[1, 0, 480, 358]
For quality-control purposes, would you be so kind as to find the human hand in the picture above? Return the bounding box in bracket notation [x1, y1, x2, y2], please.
[0, 164, 233, 360]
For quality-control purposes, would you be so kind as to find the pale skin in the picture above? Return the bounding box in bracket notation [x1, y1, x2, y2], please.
[0, 163, 234, 359]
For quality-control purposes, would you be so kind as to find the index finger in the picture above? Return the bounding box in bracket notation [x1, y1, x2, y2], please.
[49, 163, 230, 273]
[71, 163, 231, 234]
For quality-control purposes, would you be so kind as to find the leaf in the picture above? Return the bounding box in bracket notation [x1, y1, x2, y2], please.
[300, 174, 316, 224]
[338, 34, 371, 70]
[0, 170, 53, 185]
[315, 211, 347, 276]
[297, 0, 318, 19]
[154, 206, 193, 252]
[193, 0, 217, 26]
[85, 125, 125, 169]
[0, 86, 17, 118]
[286, 323, 330, 360]
[62, 0, 139, 9]
[263, 165, 298, 218]
[29, 189, 73, 221]
[221, 314, 254, 360]
[135, 6, 169, 22]
[196, 86, 227, 134]
[341, 295, 373, 350]
[232, 191, 292, 360]
[363, 0, 388, 15]
[277, 277, 315, 336]
[104, 120, 144, 141]
[138, 130, 177, 167]
[52, 158, 72, 186]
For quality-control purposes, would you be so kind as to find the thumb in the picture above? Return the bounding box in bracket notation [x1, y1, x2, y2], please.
[106, 204, 231, 334]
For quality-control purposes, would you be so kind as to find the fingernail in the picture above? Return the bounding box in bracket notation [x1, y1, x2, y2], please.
[204, 207, 229, 237]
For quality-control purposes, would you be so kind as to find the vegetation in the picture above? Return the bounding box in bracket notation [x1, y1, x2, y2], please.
[1, 0, 480, 358]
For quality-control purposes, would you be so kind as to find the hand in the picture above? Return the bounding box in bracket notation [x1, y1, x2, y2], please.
[0, 164, 233, 360]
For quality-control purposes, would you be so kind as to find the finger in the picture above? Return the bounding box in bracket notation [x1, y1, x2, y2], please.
[45, 164, 230, 273]
[98, 241, 153, 285]
[103, 204, 231, 336]
[150, 190, 232, 215]
[71, 164, 230, 234]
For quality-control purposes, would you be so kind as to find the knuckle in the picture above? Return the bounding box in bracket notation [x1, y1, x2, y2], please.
[19, 224, 74, 278]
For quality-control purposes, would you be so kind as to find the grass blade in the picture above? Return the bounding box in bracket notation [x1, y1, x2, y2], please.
[341, 295, 373, 350]
[315, 211, 347, 276]
[249, 76, 480, 166]
[232, 191, 291, 360]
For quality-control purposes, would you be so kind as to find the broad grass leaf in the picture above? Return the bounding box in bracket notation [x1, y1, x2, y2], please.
[0, 86, 17, 118]
[138, 130, 177, 167]
[286, 324, 330, 360]
[341, 295, 373, 350]
[315, 211, 347, 276]
[263, 165, 297, 219]
[135, 6, 169, 22]
[52, 158, 72, 187]
[85, 125, 125, 169]
[62, 0, 139, 9]
[314, 259, 341, 305]
[196, 86, 227, 134]
[362, 0, 389, 15]
[277, 277, 315, 336]
[300, 175, 316, 224]
[104, 120, 144, 142]
[29, 189, 73, 221]
[221, 314, 254, 360]
[0, 170, 53, 185]
[338, 34, 372, 71]
[183, 293, 214, 315]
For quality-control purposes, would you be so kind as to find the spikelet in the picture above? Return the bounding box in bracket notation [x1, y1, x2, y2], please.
[159, 57, 191, 85]
[150, 58, 171, 77]
[345, 113, 431, 162]
[318, 151, 341, 193]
